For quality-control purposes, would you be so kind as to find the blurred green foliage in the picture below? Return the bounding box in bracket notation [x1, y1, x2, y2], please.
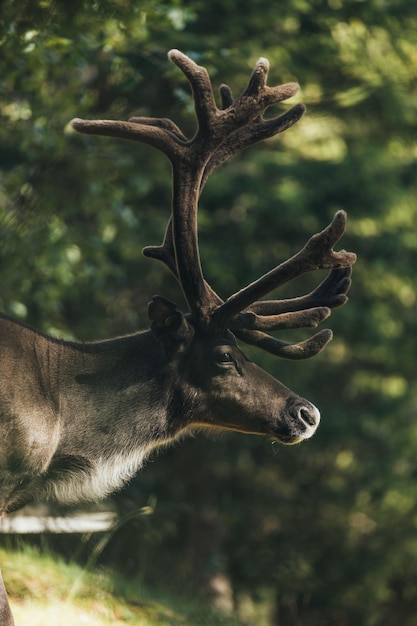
[1, 1, 417, 624]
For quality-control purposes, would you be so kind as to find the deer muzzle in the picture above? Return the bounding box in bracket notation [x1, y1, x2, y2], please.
[280, 398, 321, 444]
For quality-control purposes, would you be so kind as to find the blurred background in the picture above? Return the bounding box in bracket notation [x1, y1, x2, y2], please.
[0, 1, 417, 624]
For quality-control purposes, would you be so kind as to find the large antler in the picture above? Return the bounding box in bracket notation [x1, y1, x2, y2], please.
[71, 49, 356, 358]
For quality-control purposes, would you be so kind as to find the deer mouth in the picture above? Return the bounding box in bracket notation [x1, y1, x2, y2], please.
[276, 399, 321, 444]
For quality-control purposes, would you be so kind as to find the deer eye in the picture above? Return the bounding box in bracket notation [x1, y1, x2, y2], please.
[216, 351, 234, 364]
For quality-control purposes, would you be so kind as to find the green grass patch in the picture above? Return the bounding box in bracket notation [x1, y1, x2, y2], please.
[0, 545, 246, 626]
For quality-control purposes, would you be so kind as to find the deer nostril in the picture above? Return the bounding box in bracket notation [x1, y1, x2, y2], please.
[299, 405, 320, 428]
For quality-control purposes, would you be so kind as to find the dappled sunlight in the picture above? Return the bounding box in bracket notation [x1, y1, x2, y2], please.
[281, 115, 347, 162]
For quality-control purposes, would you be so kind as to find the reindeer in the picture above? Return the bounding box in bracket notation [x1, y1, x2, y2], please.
[0, 51, 356, 622]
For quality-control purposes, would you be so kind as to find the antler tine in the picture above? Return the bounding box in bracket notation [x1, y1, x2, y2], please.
[232, 306, 332, 332]
[248, 267, 352, 316]
[241, 56, 301, 107]
[70, 117, 185, 162]
[235, 328, 334, 360]
[220, 84, 234, 108]
[167, 49, 218, 136]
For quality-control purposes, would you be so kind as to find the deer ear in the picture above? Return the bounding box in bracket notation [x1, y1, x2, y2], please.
[148, 295, 193, 356]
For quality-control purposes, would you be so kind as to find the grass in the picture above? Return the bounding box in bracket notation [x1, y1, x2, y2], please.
[0, 544, 247, 626]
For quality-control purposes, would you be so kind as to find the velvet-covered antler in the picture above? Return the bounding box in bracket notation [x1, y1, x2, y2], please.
[72, 49, 356, 359]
